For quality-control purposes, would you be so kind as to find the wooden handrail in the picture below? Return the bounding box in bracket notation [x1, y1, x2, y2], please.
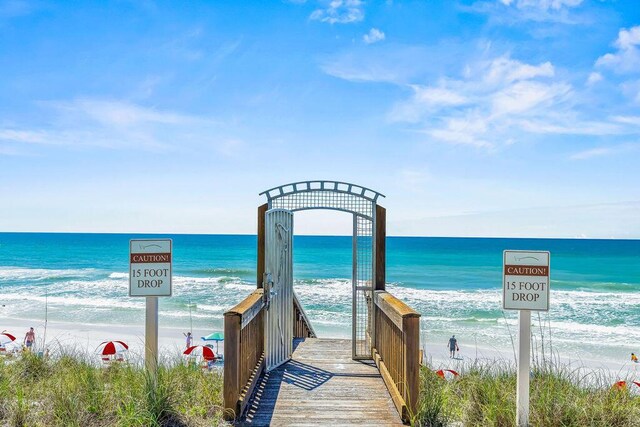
[293, 291, 316, 338]
[372, 290, 420, 423]
[223, 289, 265, 420]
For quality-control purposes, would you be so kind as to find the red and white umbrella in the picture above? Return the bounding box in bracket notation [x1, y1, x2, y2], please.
[183, 345, 216, 361]
[613, 380, 640, 396]
[96, 341, 129, 356]
[436, 369, 460, 381]
[0, 332, 16, 346]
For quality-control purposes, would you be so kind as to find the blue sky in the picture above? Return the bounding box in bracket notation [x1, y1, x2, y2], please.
[0, 0, 638, 237]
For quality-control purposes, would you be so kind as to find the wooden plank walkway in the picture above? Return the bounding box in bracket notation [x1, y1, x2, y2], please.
[239, 338, 404, 426]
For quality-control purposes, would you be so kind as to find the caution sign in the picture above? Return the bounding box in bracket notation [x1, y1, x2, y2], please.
[503, 250, 550, 311]
[129, 239, 172, 297]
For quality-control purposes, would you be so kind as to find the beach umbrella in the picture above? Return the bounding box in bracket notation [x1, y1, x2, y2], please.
[184, 345, 216, 361]
[201, 332, 224, 353]
[613, 381, 640, 395]
[96, 341, 129, 356]
[436, 369, 459, 381]
[0, 332, 16, 346]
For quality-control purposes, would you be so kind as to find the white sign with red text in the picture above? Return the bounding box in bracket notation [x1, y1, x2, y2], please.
[129, 239, 172, 297]
[503, 250, 550, 311]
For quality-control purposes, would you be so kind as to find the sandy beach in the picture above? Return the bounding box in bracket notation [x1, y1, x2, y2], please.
[0, 316, 219, 363]
[424, 336, 640, 389]
[3, 314, 639, 387]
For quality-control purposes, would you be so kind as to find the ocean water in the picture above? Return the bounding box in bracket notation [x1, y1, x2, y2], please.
[0, 233, 639, 364]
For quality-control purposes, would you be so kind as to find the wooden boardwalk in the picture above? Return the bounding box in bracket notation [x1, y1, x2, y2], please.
[239, 338, 404, 426]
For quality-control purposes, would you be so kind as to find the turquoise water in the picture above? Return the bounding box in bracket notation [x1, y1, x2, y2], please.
[1, 233, 639, 362]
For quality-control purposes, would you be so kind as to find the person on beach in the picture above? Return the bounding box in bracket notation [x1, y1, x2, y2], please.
[184, 332, 193, 349]
[632, 353, 638, 363]
[448, 335, 459, 358]
[24, 327, 35, 351]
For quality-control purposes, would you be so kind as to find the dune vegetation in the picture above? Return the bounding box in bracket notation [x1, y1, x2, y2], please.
[415, 362, 640, 427]
[4, 347, 640, 426]
[0, 351, 224, 427]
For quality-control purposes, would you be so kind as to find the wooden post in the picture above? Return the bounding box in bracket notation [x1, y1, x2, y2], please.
[257, 203, 267, 288]
[375, 205, 386, 291]
[403, 315, 420, 421]
[223, 312, 241, 420]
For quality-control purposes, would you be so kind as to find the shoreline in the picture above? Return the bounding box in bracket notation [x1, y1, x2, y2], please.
[0, 316, 214, 361]
[3, 315, 639, 384]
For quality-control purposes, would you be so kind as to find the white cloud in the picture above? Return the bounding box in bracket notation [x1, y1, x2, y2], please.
[616, 25, 640, 50]
[612, 115, 640, 126]
[320, 45, 430, 84]
[389, 85, 470, 123]
[383, 54, 640, 147]
[427, 116, 493, 148]
[0, 98, 228, 152]
[517, 119, 625, 135]
[413, 86, 469, 106]
[499, 0, 583, 10]
[470, 0, 585, 24]
[47, 99, 207, 127]
[388, 56, 586, 146]
[0, 129, 48, 144]
[483, 57, 554, 84]
[596, 26, 640, 74]
[587, 71, 602, 85]
[570, 147, 613, 160]
[363, 28, 385, 44]
[310, 0, 364, 24]
[570, 143, 639, 160]
[491, 80, 570, 116]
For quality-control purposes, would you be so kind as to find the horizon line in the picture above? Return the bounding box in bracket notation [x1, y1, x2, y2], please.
[0, 231, 638, 241]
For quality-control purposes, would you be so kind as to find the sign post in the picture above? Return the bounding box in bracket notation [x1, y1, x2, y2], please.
[503, 250, 550, 427]
[130, 239, 172, 378]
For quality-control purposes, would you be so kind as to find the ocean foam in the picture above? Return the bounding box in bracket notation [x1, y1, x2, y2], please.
[0, 266, 96, 281]
[108, 272, 128, 279]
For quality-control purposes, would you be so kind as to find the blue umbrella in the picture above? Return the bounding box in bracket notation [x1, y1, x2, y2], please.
[201, 332, 224, 354]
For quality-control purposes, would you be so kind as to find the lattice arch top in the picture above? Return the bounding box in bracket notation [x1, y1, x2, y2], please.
[259, 180, 385, 220]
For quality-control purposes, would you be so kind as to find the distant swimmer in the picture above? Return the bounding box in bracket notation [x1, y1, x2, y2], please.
[632, 353, 638, 363]
[448, 335, 459, 358]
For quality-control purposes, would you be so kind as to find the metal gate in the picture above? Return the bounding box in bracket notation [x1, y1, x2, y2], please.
[260, 181, 384, 360]
[264, 209, 294, 372]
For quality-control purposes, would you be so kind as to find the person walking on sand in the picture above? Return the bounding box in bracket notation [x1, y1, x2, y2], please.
[448, 335, 459, 358]
[632, 353, 638, 363]
[184, 332, 193, 349]
[24, 327, 35, 351]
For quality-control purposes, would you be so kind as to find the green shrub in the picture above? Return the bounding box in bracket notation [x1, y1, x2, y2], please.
[417, 362, 640, 427]
[0, 351, 224, 426]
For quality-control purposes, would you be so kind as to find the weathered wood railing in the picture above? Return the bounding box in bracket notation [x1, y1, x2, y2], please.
[224, 289, 316, 420]
[372, 290, 421, 423]
[293, 291, 316, 338]
[223, 289, 265, 420]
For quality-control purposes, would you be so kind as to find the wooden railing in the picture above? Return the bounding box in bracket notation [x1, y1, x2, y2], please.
[223, 289, 265, 420]
[224, 289, 317, 420]
[293, 291, 316, 338]
[372, 290, 421, 423]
